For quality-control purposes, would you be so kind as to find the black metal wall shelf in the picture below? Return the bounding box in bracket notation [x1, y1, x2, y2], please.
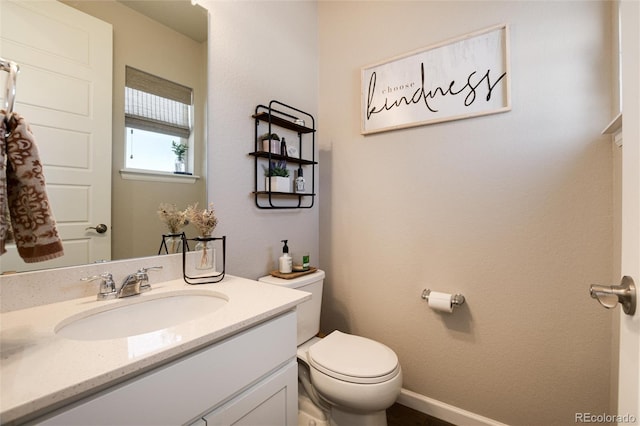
[252, 111, 315, 134]
[248, 151, 316, 166]
[250, 100, 316, 209]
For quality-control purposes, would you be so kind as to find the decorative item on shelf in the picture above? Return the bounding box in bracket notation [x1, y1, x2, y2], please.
[171, 140, 188, 173]
[294, 166, 305, 193]
[260, 132, 280, 153]
[185, 202, 219, 271]
[292, 251, 310, 272]
[157, 203, 189, 254]
[263, 158, 291, 193]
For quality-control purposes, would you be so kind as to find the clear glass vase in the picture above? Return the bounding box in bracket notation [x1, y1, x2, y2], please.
[175, 157, 186, 173]
[195, 237, 215, 270]
[160, 233, 184, 255]
[166, 236, 182, 254]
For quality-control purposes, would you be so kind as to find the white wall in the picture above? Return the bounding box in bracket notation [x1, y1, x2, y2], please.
[318, 1, 614, 425]
[204, 1, 319, 279]
[618, 0, 640, 418]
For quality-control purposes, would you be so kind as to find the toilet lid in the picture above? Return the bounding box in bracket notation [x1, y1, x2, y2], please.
[308, 331, 400, 384]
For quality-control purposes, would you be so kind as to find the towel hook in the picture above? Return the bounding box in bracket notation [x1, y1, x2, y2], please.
[1, 58, 20, 115]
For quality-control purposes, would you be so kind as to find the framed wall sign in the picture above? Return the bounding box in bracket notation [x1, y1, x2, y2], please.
[361, 24, 511, 135]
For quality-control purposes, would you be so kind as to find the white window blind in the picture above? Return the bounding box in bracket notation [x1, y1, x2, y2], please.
[125, 66, 193, 139]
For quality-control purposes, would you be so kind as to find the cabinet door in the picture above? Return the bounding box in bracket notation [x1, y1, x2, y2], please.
[203, 360, 298, 426]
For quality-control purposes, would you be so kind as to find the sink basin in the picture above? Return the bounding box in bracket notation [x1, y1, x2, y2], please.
[55, 291, 228, 341]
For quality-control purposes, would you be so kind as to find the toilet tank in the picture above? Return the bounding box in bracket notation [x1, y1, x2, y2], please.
[258, 270, 325, 346]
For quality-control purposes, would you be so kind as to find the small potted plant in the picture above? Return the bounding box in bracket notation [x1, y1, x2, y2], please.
[171, 141, 188, 173]
[263, 159, 291, 192]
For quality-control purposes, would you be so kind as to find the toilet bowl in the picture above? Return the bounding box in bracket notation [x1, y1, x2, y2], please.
[259, 270, 402, 426]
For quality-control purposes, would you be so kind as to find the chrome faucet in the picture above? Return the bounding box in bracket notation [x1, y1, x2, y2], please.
[117, 266, 163, 298]
[83, 266, 163, 300]
[81, 272, 117, 300]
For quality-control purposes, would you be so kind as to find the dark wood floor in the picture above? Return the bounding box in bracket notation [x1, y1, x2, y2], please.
[387, 403, 454, 426]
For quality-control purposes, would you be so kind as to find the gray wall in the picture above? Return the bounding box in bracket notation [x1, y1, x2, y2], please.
[318, 1, 615, 425]
[205, 0, 320, 280]
[203, 0, 616, 424]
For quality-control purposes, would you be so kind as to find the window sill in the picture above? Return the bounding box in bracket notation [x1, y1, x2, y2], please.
[120, 168, 200, 184]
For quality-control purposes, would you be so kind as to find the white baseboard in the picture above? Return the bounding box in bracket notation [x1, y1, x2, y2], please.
[397, 388, 508, 426]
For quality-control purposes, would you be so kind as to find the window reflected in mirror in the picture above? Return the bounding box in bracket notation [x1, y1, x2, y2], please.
[124, 66, 194, 174]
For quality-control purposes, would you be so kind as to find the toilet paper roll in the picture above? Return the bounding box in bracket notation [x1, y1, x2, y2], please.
[428, 291, 453, 313]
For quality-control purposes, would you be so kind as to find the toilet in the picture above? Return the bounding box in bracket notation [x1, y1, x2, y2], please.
[259, 270, 402, 426]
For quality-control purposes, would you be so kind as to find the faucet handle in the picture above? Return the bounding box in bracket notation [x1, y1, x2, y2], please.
[138, 266, 163, 274]
[136, 266, 163, 292]
[81, 272, 117, 300]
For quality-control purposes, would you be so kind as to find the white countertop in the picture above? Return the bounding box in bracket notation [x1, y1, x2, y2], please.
[0, 275, 310, 424]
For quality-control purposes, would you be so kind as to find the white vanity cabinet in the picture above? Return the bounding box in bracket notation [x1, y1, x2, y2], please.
[34, 311, 298, 425]
[198, 359, 297, 425]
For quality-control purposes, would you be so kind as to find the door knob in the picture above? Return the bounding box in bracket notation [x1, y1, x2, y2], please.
[590, 276, 636, 316]
[86, 224, 108, 234]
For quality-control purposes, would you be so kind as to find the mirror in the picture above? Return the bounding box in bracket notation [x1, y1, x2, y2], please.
[0, 0, 208, 274]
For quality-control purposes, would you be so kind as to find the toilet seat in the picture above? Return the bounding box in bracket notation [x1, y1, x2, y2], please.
[308, 331, 400, 384]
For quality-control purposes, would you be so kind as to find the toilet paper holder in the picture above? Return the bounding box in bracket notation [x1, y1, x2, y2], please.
[421, 289, 465, 307]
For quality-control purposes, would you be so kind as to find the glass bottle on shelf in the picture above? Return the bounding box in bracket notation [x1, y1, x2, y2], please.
[295, 167, 305, 193]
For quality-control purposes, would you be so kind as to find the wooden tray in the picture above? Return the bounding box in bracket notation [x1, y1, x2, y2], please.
[269, 267, 317, 279]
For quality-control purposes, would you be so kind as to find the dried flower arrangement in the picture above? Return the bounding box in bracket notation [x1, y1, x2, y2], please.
[157, 203, 188, 234]
[185, 202, 218, 237]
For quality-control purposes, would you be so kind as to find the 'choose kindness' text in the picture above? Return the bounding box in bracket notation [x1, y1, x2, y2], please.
[366, 62, 507, 120]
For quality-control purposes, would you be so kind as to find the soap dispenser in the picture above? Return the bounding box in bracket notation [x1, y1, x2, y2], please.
[279, 240, 292, 273]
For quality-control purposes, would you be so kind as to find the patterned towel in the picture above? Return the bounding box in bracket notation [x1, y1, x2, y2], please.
[1, 110, 64, 262]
